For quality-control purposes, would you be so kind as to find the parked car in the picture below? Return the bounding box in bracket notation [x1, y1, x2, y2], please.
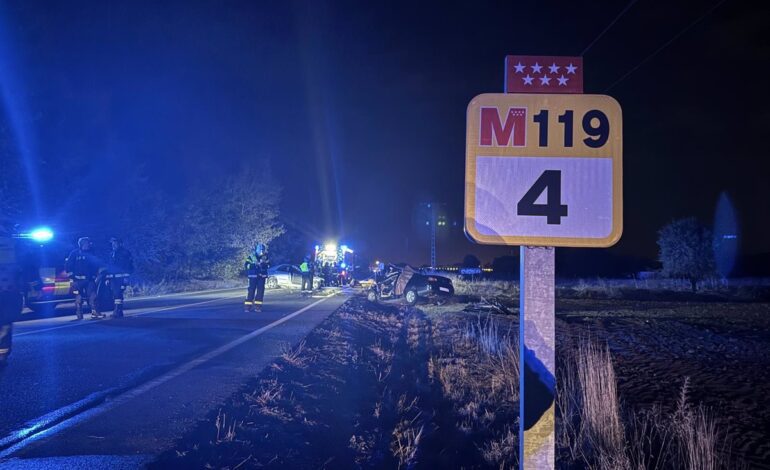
[266, 264, 323, 290]
[367, 264, 453, 305]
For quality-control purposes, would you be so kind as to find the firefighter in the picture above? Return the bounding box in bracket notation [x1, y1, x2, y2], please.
[0, 223, 23, 366]
[107, 237, 134, 318]
[299, 255, 313, 293]
[244, 244, 269, 312]
[65, 237, 104, 320]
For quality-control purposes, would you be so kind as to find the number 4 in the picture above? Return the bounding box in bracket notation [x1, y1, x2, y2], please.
[517, 170, 568, 225]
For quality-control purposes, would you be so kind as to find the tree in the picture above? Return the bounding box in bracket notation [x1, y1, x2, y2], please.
[105, 160, 284, 282]
[657, 217, 716, 291]
[268, 226, 311, 266]
[171, 161, 284, 280]
[461, 254, 481, 269]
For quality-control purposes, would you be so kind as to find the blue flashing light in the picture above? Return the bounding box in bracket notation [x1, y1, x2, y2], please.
[340, 262, 347, 269]
[29, 227, 54, 243]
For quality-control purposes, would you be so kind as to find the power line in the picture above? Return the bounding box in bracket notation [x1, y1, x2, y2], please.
[604, 0, 730, 92]
[580, 0, 641, 57]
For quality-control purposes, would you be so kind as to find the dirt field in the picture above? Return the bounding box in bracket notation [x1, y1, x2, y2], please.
[152, 290, 770, 469]
[555, 297, 770, 469]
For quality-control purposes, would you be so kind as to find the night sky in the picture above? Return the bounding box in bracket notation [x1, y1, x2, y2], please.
[1, 0, 767, 266]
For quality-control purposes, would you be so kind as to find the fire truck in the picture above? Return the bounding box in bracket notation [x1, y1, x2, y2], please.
[314, 243, 355, 286]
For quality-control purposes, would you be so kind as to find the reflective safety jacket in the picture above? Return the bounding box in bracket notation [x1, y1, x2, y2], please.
[108, 247, 134, 277]
[65, 249, 101, 280]
[245, 254, 269, 278]
[299, 261, 311, 273]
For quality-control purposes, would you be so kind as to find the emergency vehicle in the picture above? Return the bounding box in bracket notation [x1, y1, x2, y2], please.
[15, 227, 113, 314]
[314, 243, 355, 286]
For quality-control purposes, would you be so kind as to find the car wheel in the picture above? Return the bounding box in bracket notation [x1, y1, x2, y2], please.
[267, 277, 278, 289]
[366, 290, 378, 303]
[405, 289, 418, 306]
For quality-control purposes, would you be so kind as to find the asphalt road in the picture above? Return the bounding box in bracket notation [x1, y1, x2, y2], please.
[0, 287, 348, 468]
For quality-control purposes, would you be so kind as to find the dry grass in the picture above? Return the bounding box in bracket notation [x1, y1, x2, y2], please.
[280, 340, 310, 368]
[558, 340, 735, 470]
[214, 409, 238, 443]
[450, 276, 519, 300]
[671, 378, 721, 470]
[391, 420, 424, 469]
[480, 426, 517, 468]
[575, 341, 626, 466]
[428, 314, 519, 466]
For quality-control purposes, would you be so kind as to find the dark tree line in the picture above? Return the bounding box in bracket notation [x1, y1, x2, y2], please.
[105, 161, 284, 282]
[1, 145, 285, 283]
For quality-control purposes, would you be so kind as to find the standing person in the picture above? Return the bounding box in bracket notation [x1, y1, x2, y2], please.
[322, 262, 332, 287]
[299, 255, 313, 293]
[244, 244, 269, 312]
[0, 224, 23, 366]
[107, 237, 134, 318]
[65, 237, 104, 320]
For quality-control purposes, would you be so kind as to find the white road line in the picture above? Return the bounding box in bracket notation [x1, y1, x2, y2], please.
[0, 293, 336, 459]
[15, 294, 241, 337]
[19, 286, 245, 309]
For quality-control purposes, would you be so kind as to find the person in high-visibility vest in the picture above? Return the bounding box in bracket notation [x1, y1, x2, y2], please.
[299, 255, 313, 293]
[244, 244, 269, 312]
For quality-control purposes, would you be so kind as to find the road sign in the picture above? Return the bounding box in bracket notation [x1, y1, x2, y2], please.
[464, 93, 623, 247]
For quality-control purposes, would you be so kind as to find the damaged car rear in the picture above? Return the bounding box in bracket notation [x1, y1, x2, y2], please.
[367, 264, 454, 306]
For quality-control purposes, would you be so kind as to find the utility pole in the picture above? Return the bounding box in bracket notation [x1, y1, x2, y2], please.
[430, 204, 437, 268]
[421, 202, 447, 268]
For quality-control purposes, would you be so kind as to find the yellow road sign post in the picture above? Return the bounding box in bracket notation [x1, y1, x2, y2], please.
[465, 56, 623, 469]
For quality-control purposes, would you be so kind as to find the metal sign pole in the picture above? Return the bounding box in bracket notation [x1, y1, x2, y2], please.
[519, 245, 555, 468]
[501, 57, 558, 470]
